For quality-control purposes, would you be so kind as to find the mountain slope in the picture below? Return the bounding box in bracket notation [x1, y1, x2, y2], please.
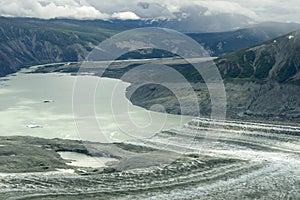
[0, 17, 118, 76]
[126, 30, 300, 121]
[215, 29, 300, 83]
[188, 22, 300, 56]
[1, 17, 300, 77]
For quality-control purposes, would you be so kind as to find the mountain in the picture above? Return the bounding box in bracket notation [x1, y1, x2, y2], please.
[1, 17, 300, 77]
[0, 17, 120, 76]
[188, 22, 300, 56]
[215, 29, 300, 83]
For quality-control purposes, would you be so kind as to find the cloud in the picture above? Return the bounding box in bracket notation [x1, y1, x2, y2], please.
[0, 0, 109, 19]
[0, 0, 299, 24]
[134, 2, 174, 19]
[133, 0, 257, 19]
[220, 0, 300, 23]
[192, 1, 256, 18]
[137, 2, 150, 9]
[112, 11, 140, 20]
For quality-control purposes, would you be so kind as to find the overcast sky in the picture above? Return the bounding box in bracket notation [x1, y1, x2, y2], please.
[0, 0, 299, 23]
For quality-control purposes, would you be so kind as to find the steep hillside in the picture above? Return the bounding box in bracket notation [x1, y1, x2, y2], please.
[0, 17, 117, 76]
[215, 30, 300, 83]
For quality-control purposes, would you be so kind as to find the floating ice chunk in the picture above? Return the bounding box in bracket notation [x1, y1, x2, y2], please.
[43, 100, 54, 103]
[56, 169, 75, 174]
[26, 124, 42, 128]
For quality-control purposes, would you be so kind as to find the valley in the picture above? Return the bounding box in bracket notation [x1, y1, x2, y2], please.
[0, 15, 300, 200]
[0, 64, 299, 199]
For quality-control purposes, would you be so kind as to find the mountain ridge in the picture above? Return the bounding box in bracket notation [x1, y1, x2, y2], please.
[1, 17, 300, 77]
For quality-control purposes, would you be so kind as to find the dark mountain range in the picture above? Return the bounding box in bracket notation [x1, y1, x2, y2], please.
[1, 17, 300, 77]
[0, 17, 117, 76]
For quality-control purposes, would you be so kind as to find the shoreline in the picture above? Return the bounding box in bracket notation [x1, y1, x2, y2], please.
[29, 61, 300, 124]
[2, 61, 300, 125]
[4, 62, 300, 125]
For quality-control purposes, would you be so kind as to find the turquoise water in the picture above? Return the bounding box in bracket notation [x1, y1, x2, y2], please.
[0, 71, 191, 142]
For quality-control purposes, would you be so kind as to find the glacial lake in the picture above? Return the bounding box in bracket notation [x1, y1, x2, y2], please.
[0, 70, 192, 143]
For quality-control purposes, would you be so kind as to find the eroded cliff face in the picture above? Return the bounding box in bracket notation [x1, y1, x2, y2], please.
[225, 81, 300, 121]
[128, 81, 300, 122]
